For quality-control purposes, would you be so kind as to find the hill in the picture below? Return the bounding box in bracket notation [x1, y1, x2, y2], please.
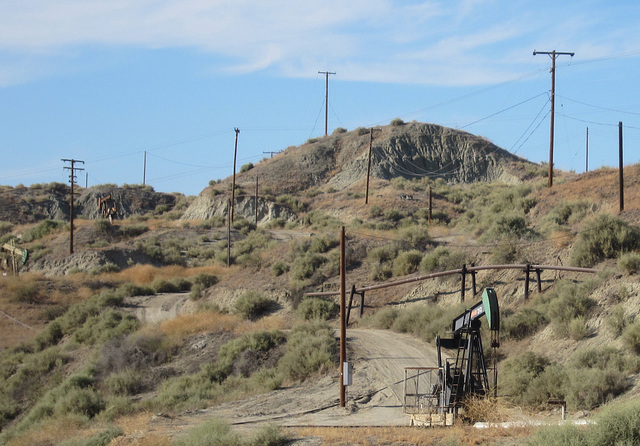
[1, 122, 640, 444]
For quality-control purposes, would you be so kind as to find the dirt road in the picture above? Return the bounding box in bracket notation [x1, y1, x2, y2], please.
[132, 328, 440, 442]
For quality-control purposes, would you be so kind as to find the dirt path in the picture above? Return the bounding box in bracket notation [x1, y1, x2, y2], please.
[124, 328, 440, 442]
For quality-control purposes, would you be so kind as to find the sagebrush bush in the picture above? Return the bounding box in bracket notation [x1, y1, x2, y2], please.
[278, 322, 336, 381]
[501, 308, 548, 340]
[571, 214, 640, 267]
[21, 220, 63, 242]
[618, 252, 640, 275]
[297, 297, 338, 321]
[622, 321, 640, 354]
[235, 291, 277, 321]
[392, 250, 422, 276]
[420, 247, 468, 274]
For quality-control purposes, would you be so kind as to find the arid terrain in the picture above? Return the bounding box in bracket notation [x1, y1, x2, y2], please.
[1, 122, 640, 445]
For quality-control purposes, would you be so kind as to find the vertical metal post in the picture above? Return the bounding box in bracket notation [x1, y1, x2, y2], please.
[460, 264, 467, 302]
[619, 121, 624, 212]
[359, 291, 365, 318]
[536, 269, 542, 293]
[231, 128, 240, 223]
[524, 264, 531, 299]
[585, 127, 589, 172]
[339, 226, 346, 407]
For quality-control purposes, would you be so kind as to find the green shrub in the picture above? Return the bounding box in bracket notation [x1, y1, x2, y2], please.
[271, 261, 289, 276]
[118, 224, 148, 238]
[278, 322, 336, 381]
[240, 162, 254, 173]
[622, 321, 640, 354]
[174, 419, 240, 446]
[297, 297, 338, 321]
[235, 291, 277, 321]
[500, 351, 552, 406]
[364, 307, 399, 330]
[104, 369, 143, 396]
[392, 250, 422, 276]
[501, 308, 548, 340]
[54, 387, 104, 418]
[117, 283, 154, 297]
[290, 253, 326, 281]
[390, 118, 405, 126]
[420, 247, 468, 274]
[369, 263, 392, 281]
[22, 220, 63, 242]
[606, 304, 628, 337]
[618, 252, 640, 274]
[191, 273, 219, 289]
[571, 214, 640, 267]
[398, 226, 430, 249]
[0, 221, 13, 236]
[94, 219, 112, 234]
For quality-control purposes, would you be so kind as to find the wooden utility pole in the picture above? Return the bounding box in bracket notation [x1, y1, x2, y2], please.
[533, 50, 575, 187]
[318, 71, 335, 136]
[227, 199, 231, 267]
[143, 151, 147, 185]
[619, 121, 624, 212]
[62, 158, 84, 255]
[339, 226, 346, 407]
[231, 128, 240, 223]
[365, 127, 379, 205]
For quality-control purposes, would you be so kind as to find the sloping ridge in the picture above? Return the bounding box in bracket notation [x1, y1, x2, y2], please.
[219, 121, 534, 197]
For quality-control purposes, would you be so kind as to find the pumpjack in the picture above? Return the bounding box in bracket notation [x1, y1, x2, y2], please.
[1, 243, 29, 275]
[435, 288, 500, 414]
[97, 194, 118, 223]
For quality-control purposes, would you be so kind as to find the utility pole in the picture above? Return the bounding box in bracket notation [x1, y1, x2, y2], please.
[533, 49, 575, 187]
[143, 151, 147, 186]
[365, 127, 379, 205]
[339, 226, 346, 407]
[318, 71, 335, 136]
[619, 121, 624, 213]
[231, 128, 240, 223]
[62, 158, 84, 255]
[585, 127, 589, 172]
[263, 151, 282, 158]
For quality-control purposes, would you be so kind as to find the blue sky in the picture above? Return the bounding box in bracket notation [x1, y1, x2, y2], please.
[1, 0, 639, 196]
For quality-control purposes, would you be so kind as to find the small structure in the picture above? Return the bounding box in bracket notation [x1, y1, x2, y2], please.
[97, 194, 118, 223]
[404, 288, 500, 425]
[1, 242, 29, 276]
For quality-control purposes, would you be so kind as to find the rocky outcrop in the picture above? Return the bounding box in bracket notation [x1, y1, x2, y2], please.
[26, 248, 160, 276]
[215, 121, 535, 198]
[181, 193, 297, 223]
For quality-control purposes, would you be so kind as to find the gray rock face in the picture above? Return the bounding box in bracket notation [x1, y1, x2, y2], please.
[181, 194, 297, 223]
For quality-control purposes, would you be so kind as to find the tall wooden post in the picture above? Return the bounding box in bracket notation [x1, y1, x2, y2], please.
[231, 128, 240, 223]
[339, 226, 346, 407]
[619, 121, 624, 212]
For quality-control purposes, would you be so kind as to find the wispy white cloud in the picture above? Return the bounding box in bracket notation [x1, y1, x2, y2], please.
[0, 0, 639, 87]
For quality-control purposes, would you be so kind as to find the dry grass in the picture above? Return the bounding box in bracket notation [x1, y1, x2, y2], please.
[290, 425, 534, 445]
[6, 415, 96, 446]
[154, 310, 289, 341]
[111, 412, 172, 446]
[107, 264, 227, 285]
[462, 396, 517, 424]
